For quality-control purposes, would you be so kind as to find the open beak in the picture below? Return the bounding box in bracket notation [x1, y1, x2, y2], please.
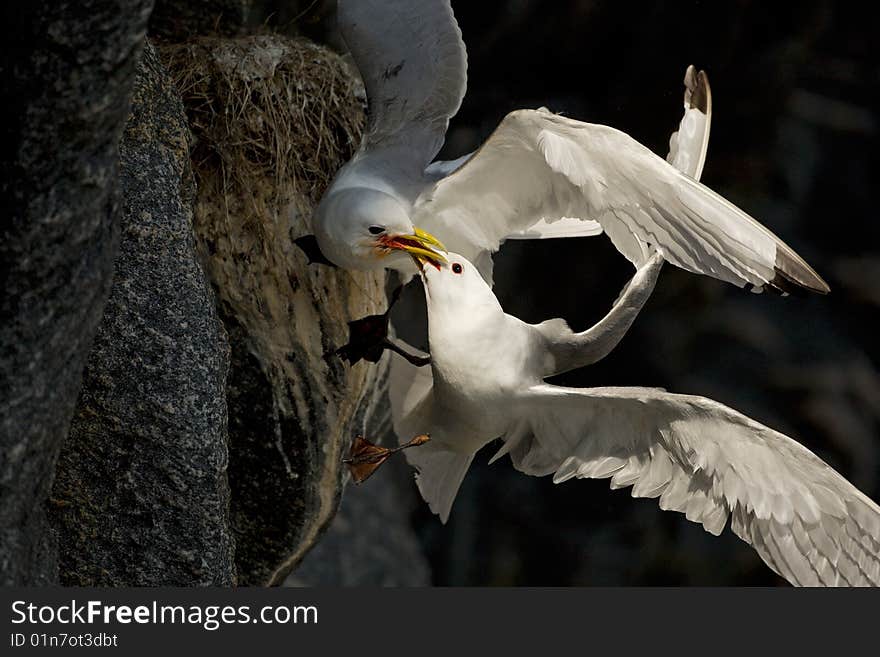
[377, 226, 447, 269]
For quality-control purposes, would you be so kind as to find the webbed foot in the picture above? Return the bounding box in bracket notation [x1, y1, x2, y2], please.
[343, 434, 431, 483]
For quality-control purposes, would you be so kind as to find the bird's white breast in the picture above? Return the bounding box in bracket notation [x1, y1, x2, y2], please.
[427, 312, 543, 452]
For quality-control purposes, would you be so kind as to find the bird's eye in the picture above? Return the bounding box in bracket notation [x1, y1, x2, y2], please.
[368, 225, 385, 235]
[452, 263, 463, 274]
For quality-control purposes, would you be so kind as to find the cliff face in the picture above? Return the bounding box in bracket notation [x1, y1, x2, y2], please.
[0, 0, 155, 586]
[48, 32, 395, 586]
[160, 34, 389, 585]
[48, 42, 235, 586]
[2, 2, 418, 585]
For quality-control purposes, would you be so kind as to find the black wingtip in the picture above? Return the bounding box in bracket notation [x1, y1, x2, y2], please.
[745, 262, 830, 297]
[684, 65, 710, 114]
[294, 234, 337, 268]
[774, 250, 831, 296]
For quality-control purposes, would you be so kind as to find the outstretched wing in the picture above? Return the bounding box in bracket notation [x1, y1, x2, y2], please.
[338, 0, 467, 168]
[413, 109, 828, 294]
[506, 66, 712, 241]
[496, 384, 880, 586]
[535, 254, 664, 377]
[667, 65, 712, 180]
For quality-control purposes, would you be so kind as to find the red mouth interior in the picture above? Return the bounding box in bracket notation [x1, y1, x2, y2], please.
[379, 235, 442, 270]
[380, 234, 420, 251]
[418, 257, 442, 271]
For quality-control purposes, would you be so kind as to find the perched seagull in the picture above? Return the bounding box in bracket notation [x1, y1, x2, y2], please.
[390, 253, 880, 587]
[312, 0, 828, 297]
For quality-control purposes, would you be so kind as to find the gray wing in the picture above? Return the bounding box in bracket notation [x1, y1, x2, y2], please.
[412, 109, 828, 294]
[535, 69, 711, 373]
[667, 65, 712, 180]
[505, 66, 713, 241]
[494, 384, 880, 586]
[389, 342, 433, 443]
[535, 254, 663, 377]
[430, 67, 712, 246]
[338, 0, 467, 168]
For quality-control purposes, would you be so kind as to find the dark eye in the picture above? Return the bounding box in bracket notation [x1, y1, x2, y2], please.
[452, 263, 463, 274]
[368, 225, 385, 235]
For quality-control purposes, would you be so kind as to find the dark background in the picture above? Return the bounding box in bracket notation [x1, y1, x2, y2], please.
[369, 0, 879, 586]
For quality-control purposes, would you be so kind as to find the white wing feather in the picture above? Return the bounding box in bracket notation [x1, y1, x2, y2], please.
[503, 384, 880, 586]
[413, 109, 828, 294]
[536, 254, 664, 376]
[430, 69, 708, 244]
[338, 0, 467, 168]
[423, 69, 708, 267]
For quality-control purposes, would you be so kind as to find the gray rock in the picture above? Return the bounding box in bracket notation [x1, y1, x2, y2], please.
[286, 460, 432, 587]
[47, 42, 235, 586]
[0, 0, 154, 586]
[149, 0, 254, 40]
[3, 18, 430, 585]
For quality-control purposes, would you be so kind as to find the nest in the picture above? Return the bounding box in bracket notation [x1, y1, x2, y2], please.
[156, 33, 376, 332]
[156, 32, 385, 395]
[160, 33, 364, 225]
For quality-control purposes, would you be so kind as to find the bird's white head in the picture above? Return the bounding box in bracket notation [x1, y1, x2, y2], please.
[314, 188, 447, 271]
[418, 252, 503, 319]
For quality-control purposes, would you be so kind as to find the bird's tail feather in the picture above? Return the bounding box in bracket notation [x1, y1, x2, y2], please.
[410, 446, 474, 524]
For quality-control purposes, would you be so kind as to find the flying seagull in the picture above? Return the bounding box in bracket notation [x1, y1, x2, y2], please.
[389, 252, 880, 587]
[312, 0, 828, 298]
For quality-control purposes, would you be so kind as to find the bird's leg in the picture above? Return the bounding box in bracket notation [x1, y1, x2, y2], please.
[343, 434, 431, 483]
[327, 284, 431, 367]
[380, 338, 432, 367]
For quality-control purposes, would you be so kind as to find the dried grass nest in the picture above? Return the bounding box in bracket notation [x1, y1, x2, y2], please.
[159, 33, 364, 222]
[154, 32, 386, 376]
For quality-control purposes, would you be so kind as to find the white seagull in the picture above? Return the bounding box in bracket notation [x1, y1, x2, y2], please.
[312, 0, 828, 296]
[389, 252, 880, 587]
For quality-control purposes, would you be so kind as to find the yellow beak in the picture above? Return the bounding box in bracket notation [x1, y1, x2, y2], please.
[378, 226, 448, 266]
